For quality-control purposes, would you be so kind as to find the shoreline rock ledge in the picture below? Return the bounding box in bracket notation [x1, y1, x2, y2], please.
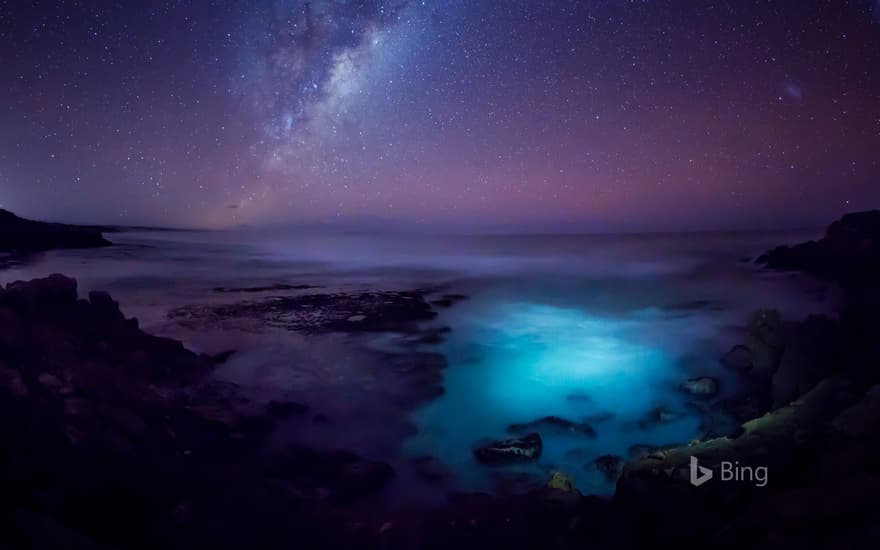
[0, 208, 111, 252]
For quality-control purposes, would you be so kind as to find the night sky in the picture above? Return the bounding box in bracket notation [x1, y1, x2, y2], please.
[1, 1, 879, 231]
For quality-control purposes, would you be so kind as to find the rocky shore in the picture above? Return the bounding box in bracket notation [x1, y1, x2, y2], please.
[0, 209, 112, 252]
[0, 275, 424, 548]
[2, 211, 880, 548]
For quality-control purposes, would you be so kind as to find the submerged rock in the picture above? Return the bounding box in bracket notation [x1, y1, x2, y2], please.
[474, 432, 543, 464]
[680, 376, 719, 396]
[508, 415, 597, 437]
[638, 406, 681, 429]
[592, 455, 624, 482]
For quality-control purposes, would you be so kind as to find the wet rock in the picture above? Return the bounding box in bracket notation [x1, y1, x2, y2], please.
[592, 455, 624, 482]
[547, 471, 577, 492]
[721, 344, 753, 371]
[680, 376, 719, 396]
[169, 290, 438, 334]
[474, 432, 543, 464]
[638, 406, 681, 429]
[508, 415, 597, 437]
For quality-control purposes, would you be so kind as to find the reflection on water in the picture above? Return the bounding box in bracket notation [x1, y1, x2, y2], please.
[0, 227, 835, 502]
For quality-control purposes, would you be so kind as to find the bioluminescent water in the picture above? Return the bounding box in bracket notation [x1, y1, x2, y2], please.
[405, 300, 709, 495]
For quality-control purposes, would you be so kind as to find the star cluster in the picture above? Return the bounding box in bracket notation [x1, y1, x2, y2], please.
[1, 0, 879, 230]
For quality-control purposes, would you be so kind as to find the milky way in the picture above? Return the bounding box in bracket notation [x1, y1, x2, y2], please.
[1, 1, 879, 230]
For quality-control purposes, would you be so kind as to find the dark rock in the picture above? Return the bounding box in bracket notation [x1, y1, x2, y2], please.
[0, 209, 111, 252]
[474, 433, 543, 464]
[744, 309, 784, 376]
[209, 349, 236, 364]
[508, 415, 597, 437]
[267, 400, 309, 417]
[721, 344, 753, 371]
[5, 273, 79, 305]
[832, 385, 880, 437]
[638, 406, 681, 429]
[264, 446, 394, 501]
[627, 444, 672, 460]
[757, 210, 880, 283]
[410, 455, 453, 482]
[0, 361, 28, 397]
[169, 290, 438, 334]
[489, 470, 546, 495]
[0, 305, 26, 351]
[592, 455, 624, 482]
[680, 376, 719, 396]
[212, 283, 319, 293]
[430, 293, 468, 307]
[686, 401, 740, 438]
[88, 289, 124, 320]
[340, 458, 395, 494]
[771, 315, 841, 407]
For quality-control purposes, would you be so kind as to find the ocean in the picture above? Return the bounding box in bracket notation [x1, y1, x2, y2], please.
[0, 227, 834, 506]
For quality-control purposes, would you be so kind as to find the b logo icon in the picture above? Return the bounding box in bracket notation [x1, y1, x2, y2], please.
[689, 456, 713, 487]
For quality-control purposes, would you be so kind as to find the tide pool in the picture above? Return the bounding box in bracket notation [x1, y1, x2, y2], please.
[406, 301, 704, 496]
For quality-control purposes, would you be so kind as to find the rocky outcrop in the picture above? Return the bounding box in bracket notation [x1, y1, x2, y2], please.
[169, 290, 438, 333]
[0, 275, 397, 548]
[0, 209, 111, 251]
[771, 315, 841, 407]
[757, 210, 880, 283]
[474, 433, 543, 464]
[613, 375, 880, 548]
[680, 376, 719, 396]
[592, 455, 624, 482]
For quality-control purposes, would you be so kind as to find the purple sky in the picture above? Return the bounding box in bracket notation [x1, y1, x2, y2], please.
[1, 1, 879, 231]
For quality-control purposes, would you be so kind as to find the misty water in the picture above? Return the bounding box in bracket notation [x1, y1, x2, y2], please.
[0, 228, 834, 505]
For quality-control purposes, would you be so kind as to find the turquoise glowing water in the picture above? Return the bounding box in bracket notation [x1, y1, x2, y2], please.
[406, 300, 711, 495]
